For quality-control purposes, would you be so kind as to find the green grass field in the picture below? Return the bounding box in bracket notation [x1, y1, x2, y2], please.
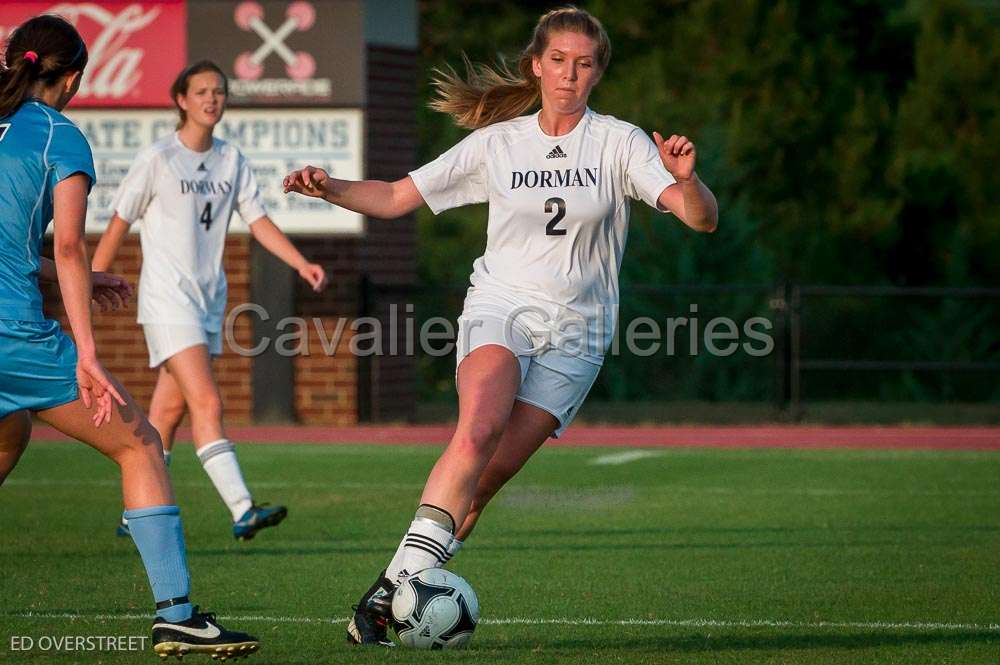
[2, 440, 999, 664]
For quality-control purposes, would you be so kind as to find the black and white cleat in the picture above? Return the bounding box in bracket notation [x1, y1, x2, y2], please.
[346, 571, 397, 647]
[152, 607, 259, 661]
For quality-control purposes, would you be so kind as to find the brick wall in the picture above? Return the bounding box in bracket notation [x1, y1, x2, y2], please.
[39, 44, 420, 426]
[42, 235, 255, 423]
[293, 317, 357, 424]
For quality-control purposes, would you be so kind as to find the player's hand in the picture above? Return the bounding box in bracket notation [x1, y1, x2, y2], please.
[75, 354, 127, 427]
[283, 165, 329, 199]
[91, 271, 133, 312]
[298, 262, 329, 292]
[653, 132, 696, 182]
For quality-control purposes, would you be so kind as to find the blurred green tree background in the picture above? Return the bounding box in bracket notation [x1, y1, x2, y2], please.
[410, 0, 999, 405]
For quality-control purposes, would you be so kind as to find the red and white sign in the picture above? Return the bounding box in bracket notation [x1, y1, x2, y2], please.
[0, 2, 186, 107]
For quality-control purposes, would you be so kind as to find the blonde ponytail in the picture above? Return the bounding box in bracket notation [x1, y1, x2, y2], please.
[429, 6, 611, 130]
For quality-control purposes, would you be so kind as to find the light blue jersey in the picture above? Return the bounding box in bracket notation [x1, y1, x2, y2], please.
[0, 99, 95, 417]
[0, 99, 95, 322]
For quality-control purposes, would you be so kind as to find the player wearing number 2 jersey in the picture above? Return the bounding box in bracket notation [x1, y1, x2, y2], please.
[94, 61, 329, 541]
[284, 8, 718, 645]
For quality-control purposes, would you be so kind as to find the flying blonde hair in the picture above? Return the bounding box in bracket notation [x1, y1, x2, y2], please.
[429, 6, 611, 129]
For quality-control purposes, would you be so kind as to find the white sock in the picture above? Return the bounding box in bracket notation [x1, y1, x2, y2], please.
[196, 439, 253, 522]
[385, 505, 455, 586]
[444, 537, 463, 563]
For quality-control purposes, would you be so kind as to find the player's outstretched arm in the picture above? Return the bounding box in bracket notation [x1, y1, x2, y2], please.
[248, 216, 329, 292]
[92, 214, 130, 272]
[52, 174, 127, 425]
[653, 132, 718, 233]
[282, 166, 425, 220]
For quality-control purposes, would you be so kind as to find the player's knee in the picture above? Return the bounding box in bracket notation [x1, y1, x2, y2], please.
[114, 417, 164, 462]
[152, 398, 186, 426]
[189, 392, 224, 423]
[453, 420, 505, 458]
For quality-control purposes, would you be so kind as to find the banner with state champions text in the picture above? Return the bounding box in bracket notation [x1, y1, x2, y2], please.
[0, 1, 364, 234]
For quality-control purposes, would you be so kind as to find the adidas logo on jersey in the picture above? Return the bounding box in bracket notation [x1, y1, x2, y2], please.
[197, 163, 208, 172]
[545, 145, 567, 159]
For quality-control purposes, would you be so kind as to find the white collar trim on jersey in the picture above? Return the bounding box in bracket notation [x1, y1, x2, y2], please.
[534, 107, 591, 142]
[173, 131, 217, 156]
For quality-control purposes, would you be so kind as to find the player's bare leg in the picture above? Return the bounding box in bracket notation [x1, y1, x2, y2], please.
[37, 381, 259, 658]
[419, 344, 523, 526]
[36, 382, 172, 507]
[164, 344, 286, 539]
[149, 365, 186, 454]
[163, 345, 225, 445]
[116, 366, 186, 535]
[348, 344, 521, 646]
[0, 410, 32, 484]
[0, 411, 31, 485]
[455, 400, 558, 541]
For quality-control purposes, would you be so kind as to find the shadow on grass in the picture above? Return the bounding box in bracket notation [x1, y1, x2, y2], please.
[505, 629, 1000, 653]
[185, 533, 999, 558]
[501, 524, 1000, 538]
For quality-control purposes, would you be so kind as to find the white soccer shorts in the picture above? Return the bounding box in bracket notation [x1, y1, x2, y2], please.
[456, 312, 601, 438]
[143, 324, 223, 368]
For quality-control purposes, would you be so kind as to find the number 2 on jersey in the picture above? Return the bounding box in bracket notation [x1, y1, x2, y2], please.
[545, 197, 566, 236]
[200, 202, 213, 230]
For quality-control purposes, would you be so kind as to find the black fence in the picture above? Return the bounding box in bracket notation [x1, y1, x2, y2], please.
[358, 279, 1000, 419]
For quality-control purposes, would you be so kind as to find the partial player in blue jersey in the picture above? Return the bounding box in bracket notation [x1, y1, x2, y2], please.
[0, 15, 259, 661]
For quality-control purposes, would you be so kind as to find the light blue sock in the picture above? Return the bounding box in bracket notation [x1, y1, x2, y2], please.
[123, 505, 193, 623]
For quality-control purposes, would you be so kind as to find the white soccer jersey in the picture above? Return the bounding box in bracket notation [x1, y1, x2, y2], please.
[410, 108, 675, 362]
[112, 133, 266, 331]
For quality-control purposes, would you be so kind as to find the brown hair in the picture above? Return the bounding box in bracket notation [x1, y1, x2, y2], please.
[0, 15, 88, 118]
[429, 6, 610, 129]
[170, 60, 228, 128]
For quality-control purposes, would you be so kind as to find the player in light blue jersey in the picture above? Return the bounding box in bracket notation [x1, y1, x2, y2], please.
[0, 15, 259, 660]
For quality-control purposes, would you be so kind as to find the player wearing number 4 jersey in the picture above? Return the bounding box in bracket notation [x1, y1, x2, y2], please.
[284, 7, 718, 646]
[94, 61, 328, 541]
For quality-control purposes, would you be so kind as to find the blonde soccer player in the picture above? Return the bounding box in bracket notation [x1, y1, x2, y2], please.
[284, 7, 718, 645]
[94, 61, 328, 540]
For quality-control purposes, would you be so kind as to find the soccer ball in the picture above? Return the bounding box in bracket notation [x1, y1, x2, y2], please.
[391, 568, 480, 649]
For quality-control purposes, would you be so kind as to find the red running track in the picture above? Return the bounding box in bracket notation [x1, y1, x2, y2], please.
[29, 424, 1000, 450]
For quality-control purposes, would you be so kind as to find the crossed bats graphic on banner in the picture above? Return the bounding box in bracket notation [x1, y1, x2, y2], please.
[234, 1, 317, 81]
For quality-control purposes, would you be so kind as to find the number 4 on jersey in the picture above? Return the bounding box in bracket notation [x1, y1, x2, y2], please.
[200, 202, 213, 230]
